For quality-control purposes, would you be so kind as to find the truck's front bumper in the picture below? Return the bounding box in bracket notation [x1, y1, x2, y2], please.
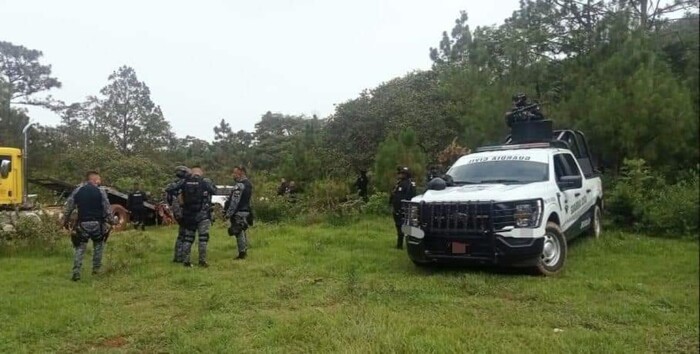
[405, 229, 544, 267]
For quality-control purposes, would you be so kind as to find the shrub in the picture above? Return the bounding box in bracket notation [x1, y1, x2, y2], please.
[607, 159, 698, 237]
[0, 212, 64, 253]
[643, 170, 699, 236]
[254, 196, 290, 223]
[303, 179, 351, 213]
[362, 192, 392, 216]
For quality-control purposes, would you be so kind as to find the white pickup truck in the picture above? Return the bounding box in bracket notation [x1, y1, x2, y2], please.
[402, 134, 603, 275]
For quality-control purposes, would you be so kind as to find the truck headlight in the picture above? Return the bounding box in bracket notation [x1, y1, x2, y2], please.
[407, 204, 420, 227]
[514, 200, 542, 228]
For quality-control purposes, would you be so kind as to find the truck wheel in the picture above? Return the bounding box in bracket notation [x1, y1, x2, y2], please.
[588, 205, 602, 239]
[534, 222, 567, 276]
[111, 204, 129, 232]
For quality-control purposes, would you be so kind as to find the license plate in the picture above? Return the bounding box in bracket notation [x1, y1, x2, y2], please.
[451, 242, 468, 254]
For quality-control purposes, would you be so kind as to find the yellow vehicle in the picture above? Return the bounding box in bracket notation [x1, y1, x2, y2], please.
[0, 147, 25, 207]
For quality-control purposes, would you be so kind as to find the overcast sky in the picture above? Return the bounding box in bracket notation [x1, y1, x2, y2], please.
[1, 0, 520, 141]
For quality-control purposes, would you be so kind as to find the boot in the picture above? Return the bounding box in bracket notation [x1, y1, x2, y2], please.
[71, 273, 80, 281]
[235, 252, 247, 260]
[396, 234, 404, 250]
[183, 262, 193, 268]
[141, 224, 145, 231]
[198, 261, 209, 268]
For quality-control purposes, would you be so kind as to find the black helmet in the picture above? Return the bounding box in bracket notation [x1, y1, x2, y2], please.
[426, 177, 447, 191]
[512, 93, 527, 106]
[396, 166, 410, 176]
[174, 166, 190, 179]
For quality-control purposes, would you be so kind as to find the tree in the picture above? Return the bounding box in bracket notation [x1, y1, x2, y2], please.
[0, 41, 61, 107]
[0, 80, 29, 147]
[373, 128, 426, 193]
[251, 112, 309, 170]
[94, 66, 173, 155]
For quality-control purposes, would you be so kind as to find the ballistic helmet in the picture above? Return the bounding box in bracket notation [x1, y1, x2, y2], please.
[174, 166, 190, 179]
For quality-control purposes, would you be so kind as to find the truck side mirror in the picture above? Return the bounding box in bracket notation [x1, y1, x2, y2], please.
[0, 160, 10, 179]
[557, 175, 582, 190]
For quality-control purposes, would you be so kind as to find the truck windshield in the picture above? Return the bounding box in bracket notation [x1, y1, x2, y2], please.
[447, 161, 549, 184]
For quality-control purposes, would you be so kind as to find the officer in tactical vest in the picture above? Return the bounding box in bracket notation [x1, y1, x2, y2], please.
[167, 166, 190, 263]
[127, 182, 147, 231]
[505, 93, 545, 127]
[63, 171, 115, 281]
[389, 166, 416, 249]
[225, 166, 254, 260]
[166, 166, 216, 267]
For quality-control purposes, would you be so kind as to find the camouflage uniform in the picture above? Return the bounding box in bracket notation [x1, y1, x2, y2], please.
[166, 175, 216, 266]
[166, 180, 186, 262]
[225, 177, 253, 258]
[64, 182, 114, 280]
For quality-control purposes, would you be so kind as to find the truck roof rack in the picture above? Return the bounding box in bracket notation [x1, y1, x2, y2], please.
[475, 141, 566, 153]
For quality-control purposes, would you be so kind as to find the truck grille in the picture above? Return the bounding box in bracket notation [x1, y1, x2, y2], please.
[420, 202, 493, 234]
[406, 201, 519, 235]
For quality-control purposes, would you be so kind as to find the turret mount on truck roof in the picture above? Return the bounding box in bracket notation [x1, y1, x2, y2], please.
[481, 97, 599, 177]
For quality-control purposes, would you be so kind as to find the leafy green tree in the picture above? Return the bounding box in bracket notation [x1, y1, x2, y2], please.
[373, 128, 426, 193]
[93, 66, 173, 155]
[0, 40, 61, 107]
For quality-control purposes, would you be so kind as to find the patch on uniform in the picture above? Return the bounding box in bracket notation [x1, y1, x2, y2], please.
[398, 187, 403, 191]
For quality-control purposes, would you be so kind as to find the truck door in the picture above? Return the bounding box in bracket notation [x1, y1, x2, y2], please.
[554, 153, 586, 235]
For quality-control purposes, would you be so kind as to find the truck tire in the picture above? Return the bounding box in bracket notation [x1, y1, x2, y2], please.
[534, 222, 567, 276]
[587, 204, 602, 239]
[111, 204, 129, 232]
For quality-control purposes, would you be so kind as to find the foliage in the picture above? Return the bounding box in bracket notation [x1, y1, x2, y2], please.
[0, 212, 63, 253]
[606, 159, 698, 237]
[361, 192, 392, 216]
[373, 128, 426, 193]
[0, 40, 61, 107]
[302, 178, 352, 213]
[94, 66, 173, 155]
[253, 196, 291, 223]
[643, 170, 699, 236]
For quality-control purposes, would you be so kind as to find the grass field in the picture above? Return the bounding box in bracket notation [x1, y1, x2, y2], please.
[0, 217, 697, 353]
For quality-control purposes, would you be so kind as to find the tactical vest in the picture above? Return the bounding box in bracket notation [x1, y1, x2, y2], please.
[129, 191, 145, 209]
[182, 176, 205, 211]
[75, 184, 106, 222]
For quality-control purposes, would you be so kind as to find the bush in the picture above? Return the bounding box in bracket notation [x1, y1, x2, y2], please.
[643, 170, 699, 236]
[0, 212, 64, 253]
[303, 179, 351, 213]
[254, 196, 290, 223]
[362, 192, 392, 216]
[607, 159, 698, 237]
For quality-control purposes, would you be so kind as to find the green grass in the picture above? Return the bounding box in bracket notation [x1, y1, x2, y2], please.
[0, 217, 697, 353]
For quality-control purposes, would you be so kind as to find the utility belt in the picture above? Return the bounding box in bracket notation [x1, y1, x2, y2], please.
[71, 220, 111, 247]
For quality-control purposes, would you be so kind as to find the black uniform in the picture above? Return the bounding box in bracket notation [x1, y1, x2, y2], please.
[355, 173, 369, 201]
[390, 177, 416, 249]
[127, 189, 147, 230]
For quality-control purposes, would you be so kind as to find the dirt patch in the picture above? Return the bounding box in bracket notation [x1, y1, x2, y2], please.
[99, 336, 128, 348]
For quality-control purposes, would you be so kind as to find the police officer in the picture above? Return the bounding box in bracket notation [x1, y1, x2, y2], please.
[355, 170, 369, 202]
[167, 166, 190, 263]
[225, 166, 253, 260]
[63, 170, 114, 281]
[389, 167, 416, 249]
[127, 182, 147, 231]
[166, 165, 216, 267]
[505, 93, 544, 127]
